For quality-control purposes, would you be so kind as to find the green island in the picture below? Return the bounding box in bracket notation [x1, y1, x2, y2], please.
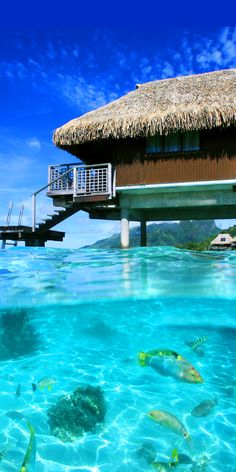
[86, 220, 236, 251]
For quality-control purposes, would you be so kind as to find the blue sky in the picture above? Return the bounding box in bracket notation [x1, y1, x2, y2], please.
[0, 27, 236, 248]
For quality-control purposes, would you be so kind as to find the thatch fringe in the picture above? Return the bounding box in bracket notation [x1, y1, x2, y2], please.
[53, 69, 236, 148]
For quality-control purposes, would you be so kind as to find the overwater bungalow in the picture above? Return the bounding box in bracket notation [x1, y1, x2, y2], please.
[209, 233, 233, 250]
[1, 68, 236, 247]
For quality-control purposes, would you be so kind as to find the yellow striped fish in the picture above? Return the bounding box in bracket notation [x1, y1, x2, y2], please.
[186, 336, 208, 351]
[0, 444, 8, 461]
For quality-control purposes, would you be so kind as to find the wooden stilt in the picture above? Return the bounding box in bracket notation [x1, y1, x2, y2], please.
[140, 219, 147, 247]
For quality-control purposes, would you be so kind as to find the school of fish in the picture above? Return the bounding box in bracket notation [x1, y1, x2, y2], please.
[1, 334, 215, 470]
[137, 336, 218, 470]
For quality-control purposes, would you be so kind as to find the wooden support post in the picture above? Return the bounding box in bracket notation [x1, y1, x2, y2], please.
[120, 208, 130, 249]
[140, 219, 147, 247]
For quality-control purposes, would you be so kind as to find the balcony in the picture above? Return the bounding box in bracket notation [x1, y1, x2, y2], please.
[47, 163, 114, 200]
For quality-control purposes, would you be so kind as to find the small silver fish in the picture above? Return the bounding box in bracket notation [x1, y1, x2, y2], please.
[191, 398, 217, 417]
[15, 383, 21, 398]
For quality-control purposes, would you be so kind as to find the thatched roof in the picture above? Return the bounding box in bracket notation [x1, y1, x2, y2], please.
[54, 69, 236, 148]
[210, 233, 233, 245]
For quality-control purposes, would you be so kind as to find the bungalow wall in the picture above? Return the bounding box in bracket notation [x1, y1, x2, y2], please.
[69, 126, 236, 187]
[115, 156, 236, 186]
[114, 127, 236, 186]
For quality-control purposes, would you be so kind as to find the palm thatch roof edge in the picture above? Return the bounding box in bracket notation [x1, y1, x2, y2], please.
[53, 69, 236, 148]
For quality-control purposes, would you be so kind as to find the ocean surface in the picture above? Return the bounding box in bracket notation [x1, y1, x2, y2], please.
[0, 246, 235, 472]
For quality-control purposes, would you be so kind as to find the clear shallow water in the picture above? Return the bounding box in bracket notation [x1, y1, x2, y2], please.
[0, 247, 235, 472]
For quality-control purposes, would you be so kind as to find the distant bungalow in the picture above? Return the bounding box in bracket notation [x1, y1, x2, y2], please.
[209, 233, 233, 250]
[1, 69, 236, 247]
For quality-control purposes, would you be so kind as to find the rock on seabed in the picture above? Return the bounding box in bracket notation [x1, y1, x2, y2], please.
[47, 385, 106, 442]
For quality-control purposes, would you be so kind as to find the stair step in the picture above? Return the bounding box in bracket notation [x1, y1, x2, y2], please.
[47, 213, 65, 218]
[33, 204, 81, 233]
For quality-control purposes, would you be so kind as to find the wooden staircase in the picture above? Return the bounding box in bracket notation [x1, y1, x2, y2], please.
[0, 202, 83, 247]
[0, 162, 115, 248]
[36, 203, 82, 232]
[0, 198, 115, 248]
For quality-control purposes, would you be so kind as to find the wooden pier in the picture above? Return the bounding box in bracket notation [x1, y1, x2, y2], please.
[0, 225, 65, 247]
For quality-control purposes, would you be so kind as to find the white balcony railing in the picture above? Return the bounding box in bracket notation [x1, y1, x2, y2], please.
[47, 163, 114, 198]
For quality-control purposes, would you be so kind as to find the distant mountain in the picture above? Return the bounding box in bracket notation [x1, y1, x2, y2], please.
[86, 220, 221, 249]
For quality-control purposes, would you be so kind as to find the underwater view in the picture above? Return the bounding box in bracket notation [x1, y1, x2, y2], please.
[0, 246, 235, 472]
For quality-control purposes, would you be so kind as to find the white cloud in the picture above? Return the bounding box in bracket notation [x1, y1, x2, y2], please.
[72, 48, 79, 58]
[161, 61, 174, 79]
[53, 73, 119, 112]
[46, 41, 57, 60]
[26, 137, 41, 151]
[1, 28, 235, 117]
[195, 27, 236, 70]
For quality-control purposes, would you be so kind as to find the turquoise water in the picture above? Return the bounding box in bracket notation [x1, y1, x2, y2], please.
[0, 247, 235, 472]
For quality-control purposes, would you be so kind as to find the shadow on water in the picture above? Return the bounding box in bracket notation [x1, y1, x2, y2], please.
[0, 308, 39, 360]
